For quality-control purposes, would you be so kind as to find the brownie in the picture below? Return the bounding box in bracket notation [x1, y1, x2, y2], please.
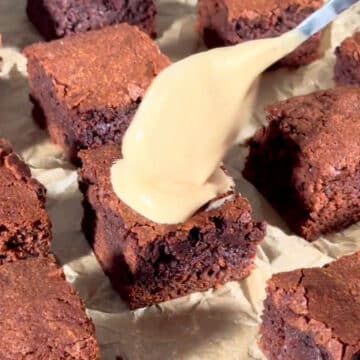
[0, 256, 99, 359]
[260, 252, 360, 360]
[26, 0, 157, 40]
[198, 0, 324, 68]
[0, 139, 51, 263]
[79, 145, 266, 309]
[24, 24, 170, 163]
[335, 32, 360, 86]
[243, 87, 360, 241]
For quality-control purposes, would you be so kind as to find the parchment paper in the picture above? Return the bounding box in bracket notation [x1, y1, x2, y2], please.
[1, 1, 360, 359]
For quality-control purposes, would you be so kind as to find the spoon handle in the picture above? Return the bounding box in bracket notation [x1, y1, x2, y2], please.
[297, 0, 359, 38]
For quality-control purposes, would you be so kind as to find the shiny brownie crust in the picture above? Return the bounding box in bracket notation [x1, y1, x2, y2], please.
[260, 252, 360, 360]
[0, 139, 51, 264]
[0, 256, 99, 359]
[79, 145, 266, 309]
[24, 24, 170, 163]
[198, 0, 324, 68]
[243, 87, 360, 241]
[26, 0, 157, 40]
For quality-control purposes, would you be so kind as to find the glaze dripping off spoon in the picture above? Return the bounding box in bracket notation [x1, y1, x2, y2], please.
[111, 0, 360, 224]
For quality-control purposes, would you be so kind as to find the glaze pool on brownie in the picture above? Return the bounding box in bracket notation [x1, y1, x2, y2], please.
[0, 256, 99, 359]
[79, 145, 266, 309]
[24, 24, 170, 163]
[26, 0, 157, 40]
[0, 139, 51, 263]
[260, 252, 360, 360]
[198, 0, 324, 68]
[335, 32, 360, 86]
[243, 87, 360, 241]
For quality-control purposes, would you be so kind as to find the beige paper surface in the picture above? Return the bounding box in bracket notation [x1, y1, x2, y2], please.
[1, 1, 360, 359]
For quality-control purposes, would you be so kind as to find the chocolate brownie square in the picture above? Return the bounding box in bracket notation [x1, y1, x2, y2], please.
[26, 0, 157, 40]
[0, 139, 51, 264]
[335, 32, 360, 86]
[79, 145, 266, 309]
[24, 24, 170, 163]
[260, 252, 360, 360]
[243, 87, 360, 241]
[198, 0, 324, 68]
[0, 256, 99, 359]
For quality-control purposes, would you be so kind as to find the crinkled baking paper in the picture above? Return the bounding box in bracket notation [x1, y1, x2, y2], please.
[1, 1, 360, 359]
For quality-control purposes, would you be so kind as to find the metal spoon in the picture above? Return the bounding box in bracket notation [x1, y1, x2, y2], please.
[298, 0, 359, 38]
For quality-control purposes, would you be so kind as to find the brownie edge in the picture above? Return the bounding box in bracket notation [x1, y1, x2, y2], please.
[26, 0, 157, 40]
[0, 139, 52, 263]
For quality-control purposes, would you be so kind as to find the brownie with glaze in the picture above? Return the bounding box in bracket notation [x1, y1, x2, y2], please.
[260, 252, 360, 360]
[335, 32, 360, 86]
[0, 139, 51, 263]
[198, 0, 324, 68]
[24, 24, 170, 163]
[243, 87, 360, 241]
[79, 145, 266, 309]
[26, 0, 157, 40]
[0, 256, 99, 359]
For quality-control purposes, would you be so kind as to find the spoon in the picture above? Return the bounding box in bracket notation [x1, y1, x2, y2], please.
[298, 0, 359, 38]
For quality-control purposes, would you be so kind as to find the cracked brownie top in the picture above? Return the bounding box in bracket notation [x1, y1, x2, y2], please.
[0, 256, 99, 359]
[222, 0, 323, 20]
[23, 23, 170, 111]
[265, 87, 360, 181]
[267, 252, 360, 357]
